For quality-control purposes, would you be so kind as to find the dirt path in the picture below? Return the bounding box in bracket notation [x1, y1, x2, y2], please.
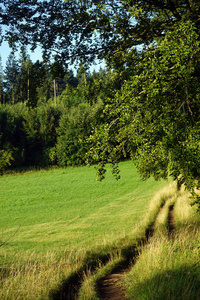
[168, 204, 176, 237]
[96, 205, 176, 300]
[96, 220, 155, 300]
[51, 203, 176, 300]
[97, 270, 128, 300]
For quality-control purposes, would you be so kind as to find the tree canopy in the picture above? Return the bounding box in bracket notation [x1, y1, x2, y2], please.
[89, 20, 200, 185]
[1, 1, 199, 65]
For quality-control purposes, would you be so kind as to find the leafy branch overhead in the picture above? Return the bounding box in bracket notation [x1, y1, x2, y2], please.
[1, 1, 199, 64]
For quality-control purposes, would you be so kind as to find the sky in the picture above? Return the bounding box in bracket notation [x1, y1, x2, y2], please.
[0, 39, 105, 75]
[0, 40, 44, 70]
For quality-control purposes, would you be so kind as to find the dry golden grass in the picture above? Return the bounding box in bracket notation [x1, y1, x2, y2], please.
[124, 185, 200, 300]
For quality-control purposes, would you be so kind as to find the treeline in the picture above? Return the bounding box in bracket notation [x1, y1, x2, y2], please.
[0, 61, 127, 174]
[0, 49, 84, 107]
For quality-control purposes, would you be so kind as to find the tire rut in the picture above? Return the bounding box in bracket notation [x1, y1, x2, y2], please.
[96, 204, 176, 300]
[50, 202, 176, 300]
[97, 270, 128, 300]
[168, 204, 176, 238]
[96, 220, 156, 300]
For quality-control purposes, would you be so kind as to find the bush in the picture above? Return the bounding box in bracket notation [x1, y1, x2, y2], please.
[56, 101, 104, 167]
[22, 104, 61, 166]
[0, 149, 13, 174]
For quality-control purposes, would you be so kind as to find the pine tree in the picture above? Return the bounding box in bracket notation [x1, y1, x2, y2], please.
[4, 53, 20, 104]
[0, 56, 4, 104]
[18, 47, 32, 102]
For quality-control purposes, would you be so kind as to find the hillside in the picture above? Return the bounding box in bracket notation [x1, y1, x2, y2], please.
[0, 161, 166, 299]
[1, 161, 199, 299]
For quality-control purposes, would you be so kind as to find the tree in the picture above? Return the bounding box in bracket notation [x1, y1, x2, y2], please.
[0, 56, 4, 104]
[4, 53, 20, 104]
[29, 61, 51, 106]
[56, 100, 104, 166]
[22, 103, 60, 166]
[88, 19, 200, 197]
[0, 103, 27, 169]
[18, 47, 32, 103]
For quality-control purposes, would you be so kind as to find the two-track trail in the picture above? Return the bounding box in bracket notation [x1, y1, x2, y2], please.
[51, 202, 176, 300]
[96, 218, 156, 300]
[96, 204, 176, 300]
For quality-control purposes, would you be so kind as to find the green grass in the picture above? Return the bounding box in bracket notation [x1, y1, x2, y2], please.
[0, 161, 169, 299]
[3, 161, 188, 299]
[2, 161, 199, 300]
[0, 161, 167, 258]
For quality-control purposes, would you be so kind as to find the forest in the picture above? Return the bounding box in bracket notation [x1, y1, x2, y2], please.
[0, 0, 200, 201]
[0, 54, 122, 173]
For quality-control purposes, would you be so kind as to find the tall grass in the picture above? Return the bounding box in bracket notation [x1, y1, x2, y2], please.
[124, 186, 200, 300]
[77, 183, 177, 300]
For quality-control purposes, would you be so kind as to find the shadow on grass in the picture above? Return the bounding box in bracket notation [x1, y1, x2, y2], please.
[49, 252, 111, 300]
[49, 203, 162, 300]
[49, 243, 139, 300]
[127, 265, 200, 300]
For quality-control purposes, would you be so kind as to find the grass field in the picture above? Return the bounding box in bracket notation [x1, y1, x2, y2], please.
[0, 161, 168, 299]
[1, 161, 200, 299]
[0, 161, 167, 257]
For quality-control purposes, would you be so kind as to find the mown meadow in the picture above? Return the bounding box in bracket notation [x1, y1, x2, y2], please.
[0, 160, 200, 299]
[0, 160, 167, 299]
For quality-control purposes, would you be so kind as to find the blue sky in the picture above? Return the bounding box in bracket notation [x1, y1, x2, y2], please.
[0, 40, 43, 70]
[0, 40, 105, 75]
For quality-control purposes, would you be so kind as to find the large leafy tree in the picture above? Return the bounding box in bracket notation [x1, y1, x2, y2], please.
[88, 19, 200, 197]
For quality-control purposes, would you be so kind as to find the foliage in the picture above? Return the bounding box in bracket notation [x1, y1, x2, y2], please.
[0, 103, 26, 168]
[0, 149, 13, 174]
[1, 0, 200, 67]
[0, 67, 109, 173]
[131, 20, 200, 186]
[56, 100, 104, 166]
[3, 53, 20, 104]
[22, 104, 61, 166]
[0, 102, 62, 170]
[89, 20, 200, 192]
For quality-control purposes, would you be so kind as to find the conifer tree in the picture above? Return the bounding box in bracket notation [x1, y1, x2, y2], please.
[0, 56, 4, 104]
[4, 53, 20, 104]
